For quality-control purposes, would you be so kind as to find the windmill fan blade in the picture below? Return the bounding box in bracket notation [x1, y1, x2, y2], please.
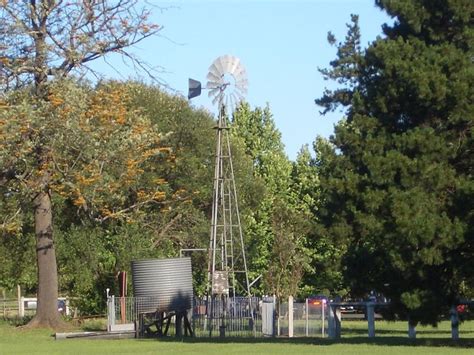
[206, 79, 223, 90]
[206, 70, 221, 84]
[236, 76, 248, 84]
[213, 57, 225, 77]
[236, 77, 248, 88]
[235, 84, 248, 96]
[228, 57, 241, 75]
[228, 94, 233, 111]
[224, 55, 239, 74]
[212, 60, 222, 77]
[234, 93, 242, 108]
[233, 92, 243, 103]
[208, 87, 221, 98]
[212, 92, 223, 106]
[234, 69, 247, 82]
[236, 81, 248, 92]
[220, 55, 231, 73]
[230, 93, 237, 111]
[225, 95, 230, 112]
[236, 88, 247, 99]
[208, 63, 223, 80]
[236, 82, 248, 92]
[237, 80, 248, 91]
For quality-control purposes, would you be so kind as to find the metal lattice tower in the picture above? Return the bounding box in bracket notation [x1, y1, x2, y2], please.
[188, 55, 252, 336]
[208, 105, 250, 300]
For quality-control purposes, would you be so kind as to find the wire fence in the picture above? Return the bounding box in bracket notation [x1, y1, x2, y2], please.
[108, 296, 262, 337]
[192, 296, 261, 337]
[277, 300, 326, 337]
[1, 297, 71, 318]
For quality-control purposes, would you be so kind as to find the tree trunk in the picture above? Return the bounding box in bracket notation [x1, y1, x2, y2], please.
[27, 190, 64, 329]
[26, 5, 65, 328]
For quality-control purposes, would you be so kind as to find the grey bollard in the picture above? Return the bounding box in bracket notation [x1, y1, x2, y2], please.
[328, 304, 334, 338]
[328, 304, 341, 339]
[408, 322, 416, 339]
[450, 306, 459, 340]
[367, 303, 375, 338]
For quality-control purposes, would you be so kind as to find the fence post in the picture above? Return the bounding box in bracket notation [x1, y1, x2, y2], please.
[2, 289, 5, 318]
[367, 302, 375, 338]
[273, 295, 277, 337]
[65, 299, 70, 316]
[17, 285, 22, 318]
[107, 296, 111, 331]
[288, 296, 294, 338]
[408, 320, 416, 339]
[305, 298, 309, 336]
[107, 295, 115, 332]
[450, 305, 459, 340]
[321, 300, 325, 338]
[19, 296, 24, 318]
[273, 295, 281, 336]
[328, 304, 341, 339]
[328, 303, 334, 338]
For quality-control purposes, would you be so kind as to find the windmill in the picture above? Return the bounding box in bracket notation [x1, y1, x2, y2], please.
[188, 55, 252, 336]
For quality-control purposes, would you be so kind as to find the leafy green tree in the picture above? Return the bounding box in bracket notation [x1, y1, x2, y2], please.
[264, 198, 312, 299]
[290, 142, 347, 297]
[316, 1, 473, 325]
[231, 102, 313, 296]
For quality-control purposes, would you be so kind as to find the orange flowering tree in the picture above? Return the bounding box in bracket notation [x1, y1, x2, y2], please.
[1, 0, 163, 328]
[0, 80, 176, 322]
[2, 80, 172, 225]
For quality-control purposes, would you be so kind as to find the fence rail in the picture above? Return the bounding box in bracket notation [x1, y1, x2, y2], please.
[1, 299, 21, 318]
[1, 297, 71, 318]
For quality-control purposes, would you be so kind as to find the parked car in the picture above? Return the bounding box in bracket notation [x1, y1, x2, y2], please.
[308, 295, 328, 307]
[457, 304, 469, 314]
[340, 304, 356, 313]
[307, 295, 329, 313]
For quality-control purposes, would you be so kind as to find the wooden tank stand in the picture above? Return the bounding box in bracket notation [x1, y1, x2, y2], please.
[137, 310, 193, 338]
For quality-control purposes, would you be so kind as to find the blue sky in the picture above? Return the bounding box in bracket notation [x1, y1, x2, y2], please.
[92, 0, 391, 160]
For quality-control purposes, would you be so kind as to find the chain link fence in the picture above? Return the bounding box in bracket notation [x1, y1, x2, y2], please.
[277, 299, 326, 337]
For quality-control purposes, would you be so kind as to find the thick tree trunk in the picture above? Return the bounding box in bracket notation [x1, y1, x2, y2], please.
[27, 190, 64, 329]
[25, 6, 65, 328]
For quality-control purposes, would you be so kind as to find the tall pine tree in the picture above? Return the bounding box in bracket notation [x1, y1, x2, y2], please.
[316, 1, 473, 325]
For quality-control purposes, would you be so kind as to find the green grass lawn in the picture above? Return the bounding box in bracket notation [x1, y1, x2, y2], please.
[1, 320, 473, 354]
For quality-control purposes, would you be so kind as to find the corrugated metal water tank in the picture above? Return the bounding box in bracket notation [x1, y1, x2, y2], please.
[131, 257, 193, 313]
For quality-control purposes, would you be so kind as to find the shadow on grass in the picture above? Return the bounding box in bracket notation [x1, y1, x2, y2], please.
[151, 335, 474, 348]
